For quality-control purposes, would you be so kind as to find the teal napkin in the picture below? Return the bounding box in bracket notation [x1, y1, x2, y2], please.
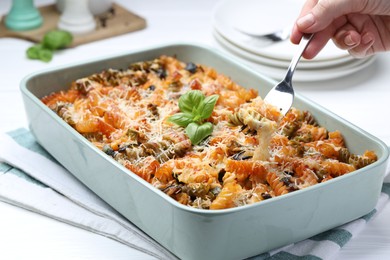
[0, 128, 389, 260]
[0, 128, 176, 260]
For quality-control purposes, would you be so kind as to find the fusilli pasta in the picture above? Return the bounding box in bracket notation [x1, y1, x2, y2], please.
[41, 56, 378, 210]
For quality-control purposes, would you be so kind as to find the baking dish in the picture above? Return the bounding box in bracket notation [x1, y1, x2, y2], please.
[20, 43, 389, 260]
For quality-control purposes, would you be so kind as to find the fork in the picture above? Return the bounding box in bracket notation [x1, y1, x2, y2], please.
[235, 26, 291, 43]
[263, 34, 314, 115]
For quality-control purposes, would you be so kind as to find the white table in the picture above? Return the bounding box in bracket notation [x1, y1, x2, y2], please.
[0, 1, 389, 259]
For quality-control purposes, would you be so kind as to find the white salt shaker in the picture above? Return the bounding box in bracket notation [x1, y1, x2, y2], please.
[56, 0, 113, 16]
[58, 0, 96, 35]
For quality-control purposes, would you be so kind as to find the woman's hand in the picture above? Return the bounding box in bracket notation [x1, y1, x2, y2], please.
[291, 0, 390, 59]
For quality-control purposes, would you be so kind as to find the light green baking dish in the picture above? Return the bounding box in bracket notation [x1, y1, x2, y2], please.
[20, 43, 389, 260]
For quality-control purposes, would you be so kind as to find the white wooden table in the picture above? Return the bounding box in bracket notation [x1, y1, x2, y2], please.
[0, 0, 389, 259]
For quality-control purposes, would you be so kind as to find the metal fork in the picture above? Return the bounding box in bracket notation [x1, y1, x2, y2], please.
[263, 34, 314, 115]
[235, 27, 291, 43]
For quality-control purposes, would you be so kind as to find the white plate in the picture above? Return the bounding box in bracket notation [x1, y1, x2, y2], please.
[212, 0, 350, 61]
[213, 35, 376, 82]
[213, 29, 356, 69]
[238, 55, 375, 82]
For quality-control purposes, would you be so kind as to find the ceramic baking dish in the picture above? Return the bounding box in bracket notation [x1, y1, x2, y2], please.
[20, 43, 389, 260]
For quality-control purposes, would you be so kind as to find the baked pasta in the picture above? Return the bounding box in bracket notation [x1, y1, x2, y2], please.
[41, 56, 377, 210]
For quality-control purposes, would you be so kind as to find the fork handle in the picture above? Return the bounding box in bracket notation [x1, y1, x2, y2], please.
[284, 34, 314, 84]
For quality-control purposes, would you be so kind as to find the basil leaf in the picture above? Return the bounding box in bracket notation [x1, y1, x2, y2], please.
[171, 90, 218, 145]
[26, 44, 43, 60]
[43, 30, 73, 50]
[179, 90, 204, 114]
[198, 94, 219, 120]
[168, 113, 194, 127]
[26, 30, 73, 63]
[185, 122, 213, 145]
[38, 48, 53, 62]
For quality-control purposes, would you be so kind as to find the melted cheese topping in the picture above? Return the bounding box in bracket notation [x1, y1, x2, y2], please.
[41, 56, 377, 210]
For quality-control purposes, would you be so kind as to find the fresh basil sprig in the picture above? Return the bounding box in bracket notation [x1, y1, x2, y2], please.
[185, 122, 214, 145]
[26, 30, 73, 63]
[169, 90, 219, 145]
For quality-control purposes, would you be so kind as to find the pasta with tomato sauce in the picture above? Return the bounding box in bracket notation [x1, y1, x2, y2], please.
[41, 56, 377, 210]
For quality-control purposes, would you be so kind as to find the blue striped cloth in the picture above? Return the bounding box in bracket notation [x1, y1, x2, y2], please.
[1, 128, 389, 260]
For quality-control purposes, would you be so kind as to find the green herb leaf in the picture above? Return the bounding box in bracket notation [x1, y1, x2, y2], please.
[185, 122, 213, 145]
[26, 30, 73, 63]
[198, 94, 219, 120]
[26, 44, 53, 62]
[43, 30, 73, 50]
[26, 44, 44, 60]
[169, 90, 219, 146]
[179, 90, 204, 114]
[168, 112, 194, 127]
[38, 48, 53, 62]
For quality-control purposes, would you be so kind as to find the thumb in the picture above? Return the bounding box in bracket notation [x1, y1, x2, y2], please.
[296, 0, 367, 32]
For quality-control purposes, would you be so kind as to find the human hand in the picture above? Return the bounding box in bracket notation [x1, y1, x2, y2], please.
[290, 0, 390, 59]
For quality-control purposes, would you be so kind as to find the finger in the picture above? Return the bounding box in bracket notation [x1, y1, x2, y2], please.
[333, 27, 362, 50]
[290, 23, 304, 44]
[296, 0, 367, 33]
[297, 0, 319, 17]
[348, 32, 375, 58]
[301, 16, 347, 59]
[302, 29, 332, 59]
[291, 0, 319, 44]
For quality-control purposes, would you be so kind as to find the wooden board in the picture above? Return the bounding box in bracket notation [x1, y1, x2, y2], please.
[0, 3, 146, 46]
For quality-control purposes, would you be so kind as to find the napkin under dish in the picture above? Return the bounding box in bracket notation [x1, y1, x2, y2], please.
[0, 128, 389, 260]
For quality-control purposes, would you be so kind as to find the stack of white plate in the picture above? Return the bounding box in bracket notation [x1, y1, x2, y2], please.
[212, 0, 375, 82]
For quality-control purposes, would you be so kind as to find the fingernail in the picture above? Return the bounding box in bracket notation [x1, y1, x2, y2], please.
[297, 13, 315, 29]
[344, 35, 356, 46]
